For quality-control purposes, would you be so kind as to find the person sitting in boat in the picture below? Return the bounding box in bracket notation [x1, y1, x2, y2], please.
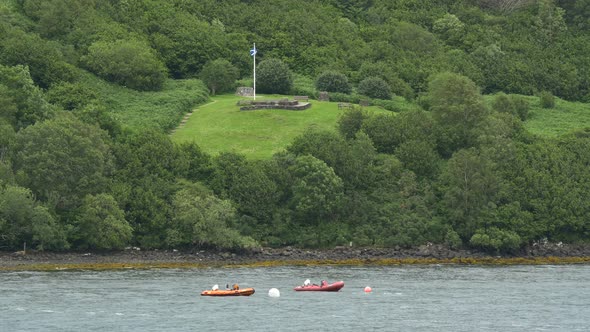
[232, 283, 240, 290]
[303, 279, 311, 287]
[321, 280, 328, 287]
[212, 284, 219, 291]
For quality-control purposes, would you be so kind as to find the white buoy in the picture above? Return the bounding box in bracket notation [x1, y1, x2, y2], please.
[268, 288, 280, 298]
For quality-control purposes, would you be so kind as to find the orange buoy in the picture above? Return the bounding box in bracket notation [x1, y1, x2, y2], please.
[364, 286, 372, 293]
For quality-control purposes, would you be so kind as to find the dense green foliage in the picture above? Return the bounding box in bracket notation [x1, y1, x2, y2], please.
[82, 39, 167, 91]
[256, 58, 293, 94]
[357, 77, 392, 100]
[200, 59, 239, 96]
[315, 71, 352, 94]
[1, 0, 589, 253]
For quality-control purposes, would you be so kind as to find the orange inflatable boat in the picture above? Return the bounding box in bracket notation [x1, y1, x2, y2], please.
[201, 288, 255, 297]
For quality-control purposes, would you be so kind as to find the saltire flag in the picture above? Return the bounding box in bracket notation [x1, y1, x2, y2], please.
[250, 47, 257, 56]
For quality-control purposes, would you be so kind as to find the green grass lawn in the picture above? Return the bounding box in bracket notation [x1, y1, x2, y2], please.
[524, 98, 590, 137]
[171, 94, 391, 159]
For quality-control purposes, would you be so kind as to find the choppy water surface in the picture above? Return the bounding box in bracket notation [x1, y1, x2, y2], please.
[1, 265, 589, 331]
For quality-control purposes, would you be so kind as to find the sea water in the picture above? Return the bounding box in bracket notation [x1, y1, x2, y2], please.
[1, 265, 589, 331]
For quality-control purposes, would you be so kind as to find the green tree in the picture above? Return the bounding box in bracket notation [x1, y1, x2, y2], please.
[209, 152, 278, 227]
[357, 62, 415, 100]
[439, 148, 501, 241]
[428, 72, 488, 156]
[0, 64, 55, 129]
[143, 7, 228, 78]
[315, 71, 351, 94]
[82, 39, 167, 91]
[433, 13, 465, 47]
[13, 114, 113, 211]
[73, 193, 132, 250]
[288, 155, 344, 224]
[337, 106, 368, 140]
[167, 187, 258, 250]
[0, 184, 68, 250]
[256, 58, 293, 94]
[357, 76, 392, 100]
[200, 59, 239, 95]
[395, 139, 440, 178]
[19, 0, 97, 40]
[112, 129, 180, 248]
[533, 0, 567, 44]
[0, 26, 76, 89]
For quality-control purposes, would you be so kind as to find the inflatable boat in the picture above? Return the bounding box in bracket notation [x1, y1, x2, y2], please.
[293, 281, 344, 292]
[201, 288, 255, 296]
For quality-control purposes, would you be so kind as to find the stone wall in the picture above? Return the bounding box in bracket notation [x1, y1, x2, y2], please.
[235, 87, 254, 97]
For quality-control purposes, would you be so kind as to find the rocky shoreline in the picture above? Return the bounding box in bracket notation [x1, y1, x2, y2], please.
[2, 242, 590, 270]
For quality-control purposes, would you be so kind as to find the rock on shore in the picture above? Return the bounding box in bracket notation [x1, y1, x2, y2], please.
[2, 242, 589, 268]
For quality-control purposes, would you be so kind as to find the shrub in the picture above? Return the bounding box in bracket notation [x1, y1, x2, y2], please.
[256, 58, 293, 94]
[338, 106, 368, 140]
[492, 93, 530, 121]
[469, 227, 522, 253]
[327, 92, 362, 103]
[315, 71, 351, 94]
[357, 77, 392, 100]
[511, 95, 529, 121]
[445, 229, 462, 249]
[491, 92, 513, 113]
[292, 74, 317, 98]
[82, 39, 167, 91]
[539, 90, 555, 109]
[46, 82, 98, 111]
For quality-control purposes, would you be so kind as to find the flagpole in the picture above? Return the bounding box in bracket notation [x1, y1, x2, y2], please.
[253, 43, 256, 101]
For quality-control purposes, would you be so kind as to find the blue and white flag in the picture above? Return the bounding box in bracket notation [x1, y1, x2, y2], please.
[250, 47, 257, 56]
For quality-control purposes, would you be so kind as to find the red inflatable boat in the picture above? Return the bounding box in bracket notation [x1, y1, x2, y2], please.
[294, 281, 344, 292]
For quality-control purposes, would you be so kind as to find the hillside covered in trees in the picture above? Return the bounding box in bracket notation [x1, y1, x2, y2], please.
[1, 0, 589, 253]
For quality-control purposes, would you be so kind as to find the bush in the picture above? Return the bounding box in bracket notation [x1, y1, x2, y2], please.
[370, 99, 403, 112]
[445, 229, 462, 249]
[357, 77, 392, 100]
[82, 39, 167, 91]
[492, 93, 530, 121]
[291, 74, 317, 98]
[539, 91, 555, 109]
[327, 92, 362, 103]
[469, 227, 522, 253]
[46, 82, 98, 111]
[200, 59, 239, 95]
[315, 71, 351, 94]
[256, 58, 293, 94]
[511, 95, 529, 121]
[338, 106, 368, 140]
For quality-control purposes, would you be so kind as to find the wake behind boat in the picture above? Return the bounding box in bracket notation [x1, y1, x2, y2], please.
[294, 280, 344, 292]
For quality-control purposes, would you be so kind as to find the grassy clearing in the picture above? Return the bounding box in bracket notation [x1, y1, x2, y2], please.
[171, 94, 392, 159]
[525, 98, 590, 137]
[484, 94, 590, 138]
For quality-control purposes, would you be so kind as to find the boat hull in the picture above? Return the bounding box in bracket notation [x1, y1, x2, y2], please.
[293, 281, 344, 292]
[201, 288, 255, 296]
